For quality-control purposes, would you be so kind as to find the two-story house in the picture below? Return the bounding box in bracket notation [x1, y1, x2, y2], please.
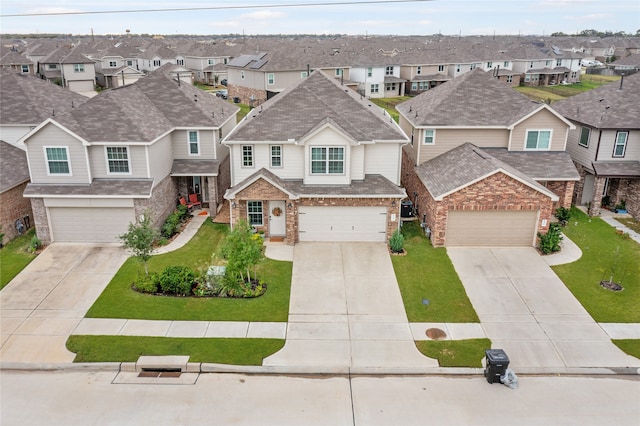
[91, 52, 145, 89]
[0, 49, 35, 75]
[223, 71, 409, 244]
[553, 73, 640, 219]
[22, 68, 238, 244]
[38, 46, 97, 94]
[397, 69, 578, 247]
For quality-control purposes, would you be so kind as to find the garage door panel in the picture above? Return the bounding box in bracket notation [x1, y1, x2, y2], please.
[446, 210, 537, 246]
[49, 207, 135, 243]
[299, 206, 387, 242]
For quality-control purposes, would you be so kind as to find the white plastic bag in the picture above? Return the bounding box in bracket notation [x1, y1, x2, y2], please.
[500, 368, 518, 389]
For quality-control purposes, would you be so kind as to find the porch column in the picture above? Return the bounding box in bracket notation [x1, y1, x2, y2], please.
[589, 176, 606, 216]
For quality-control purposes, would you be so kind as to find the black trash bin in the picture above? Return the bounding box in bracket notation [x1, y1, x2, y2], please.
[484, 349, 509, 384]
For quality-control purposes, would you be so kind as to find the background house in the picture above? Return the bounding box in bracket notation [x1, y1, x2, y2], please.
[397, 69, 578, 247]
[553, 73, 640, 219]
[0, 142, 33, 243]
[22, 68, 238, 244]
[223, 71, 409, 244]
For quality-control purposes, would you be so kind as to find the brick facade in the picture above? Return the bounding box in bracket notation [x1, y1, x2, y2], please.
[624, 179, 640, 219]
[227, 84, 267, 106]
[228, 178, 400, 245]
[545, 180, 575, 209]
[0, 182, 34, 243]
[401, 150, 554, 247]
[134, 174, 179, 230]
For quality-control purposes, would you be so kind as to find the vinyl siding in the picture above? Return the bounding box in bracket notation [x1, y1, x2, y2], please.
[597, 130, 640, 161]
[231, 143, 303, 184]
[0, 125, 31, 145]
[304, 127, 351, 185]
[418, 128, 509, 164]
[172, 129, 216, 159]
[147, 134, 173, 179]
[364, 143, 401, 185]
[26, 123, 90, 184]
[350, 145, 365, 180]
[510, 108, 568, 151]
[565, 125, 598, 169]
[88, 144, 148, 179]
[398, 115, 418, 164]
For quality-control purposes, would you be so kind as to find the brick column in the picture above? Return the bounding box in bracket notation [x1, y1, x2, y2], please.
[589, 176, 606, 216]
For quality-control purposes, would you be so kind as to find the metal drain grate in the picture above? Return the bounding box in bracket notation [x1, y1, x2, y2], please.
[138, 369, 182, 378]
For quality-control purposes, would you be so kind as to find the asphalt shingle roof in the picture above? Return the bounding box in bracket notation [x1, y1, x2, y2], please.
[552, 72, 640, 129]
[171, 159, 221, 176]
[226, 70, 408, 142]
[396, 68, 543, 127]
[481, 148, 580, 180]
[592, 161, 640, 177]
[24, 179, 154, 197]
[0, 141, 30, 192]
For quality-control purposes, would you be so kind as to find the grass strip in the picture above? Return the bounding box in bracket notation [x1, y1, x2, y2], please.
[415, 338, 491, 367]
[0, 229, 37, 290]
[67, 335, 285, 364]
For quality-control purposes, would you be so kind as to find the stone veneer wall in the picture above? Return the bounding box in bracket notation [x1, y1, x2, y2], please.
[572, 162, 590, 206]
[30, 198, 49, 244]
[134, 174, 179, 230]
[1, 182, 34, 242]
[227, 84, 267, 106]
[214, 154, 231, 214]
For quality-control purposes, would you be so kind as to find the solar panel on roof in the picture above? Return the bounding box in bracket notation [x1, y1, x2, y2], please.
[228, 55, 253, 67]
[250, 58, 268, 69]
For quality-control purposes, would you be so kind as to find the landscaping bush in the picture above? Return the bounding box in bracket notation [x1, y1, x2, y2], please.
[161, 204, 191, 239]
[158, 265, 196, 295]
[538, 222, 563, 254]
[554, 206, 572, 225]
[389, 229, 404, 253]
[134, 272, 160, 294]
[28, 235, 42, 253]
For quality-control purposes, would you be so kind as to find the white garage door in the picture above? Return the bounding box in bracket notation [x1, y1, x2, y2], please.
[298, 206, 387, 242]
[446, 210, 538, 246]
[49, 207, 135, 243]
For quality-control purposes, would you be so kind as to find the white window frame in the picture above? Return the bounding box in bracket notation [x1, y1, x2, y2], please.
[335, 68, 343, 76]
[310, 146, 345, 175]
[578, 127, 590, 148]
[386, 83, 396, 91]
[525, 129, 552, 150]
[270, 145, 282, 168]
[506, 75, 513, 83]
[47, 64, 57, 70]
[105, 146, 131, 175]
[385, 66, 394, 76]
[126, 60, 133, 66]
[242, 145, 253, 167]
[487, 61, 493, 68]
[207, 59, 215, 65]
[247, 201, 263, 226]
[416, 66, 422, 75]
[613, 131, 628, 157]
[370, 83, 379, 93]
[21, 64, 29, 73]
[470, 63, 477, 70]
[241, 71, 245, 80]
[44, 146, 72, 176]
[367, 67, 373, 77]
[267, 73, 275, 85]
[503, 61, 509, 67]
[556, 59, 562, 66]
[109, 61, 117, 67]
[423, 129, 435, 145]
[456, 64, 461, 73]
[153, 59, 161, 67]
[438, 65, 445, 72]
[188, 130, 200, 156]
[73, 64, 84, 72]
[411, 82, 417, 91]
[177, 59, 184, 66]
[301, 71, 308, 79]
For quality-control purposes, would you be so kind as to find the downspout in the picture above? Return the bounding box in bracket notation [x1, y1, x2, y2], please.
[594, 129, 603, 162]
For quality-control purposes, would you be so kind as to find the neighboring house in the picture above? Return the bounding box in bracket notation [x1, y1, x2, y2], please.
[183, 44, 231, 84]
[553, 73, 640, 219]
[98, 65, 145, 89]
[223, 70, 409, 244]
[397, 69, 578, 247]
[22, 68, 239, 244]
[0, 141, 33, 243]
[137, 44, 179, 72]
[0, 50, 35, 75]
[38, 46, 97, 93]
[0, 68, 88, 147]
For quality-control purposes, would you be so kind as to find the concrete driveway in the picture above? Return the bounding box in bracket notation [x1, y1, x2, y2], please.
[447, 247, 640, 370]
[264, 243, 437, 372]
[0, 243, 128, 364]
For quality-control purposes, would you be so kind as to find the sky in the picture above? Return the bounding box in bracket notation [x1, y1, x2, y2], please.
[1, 0, 639, 36]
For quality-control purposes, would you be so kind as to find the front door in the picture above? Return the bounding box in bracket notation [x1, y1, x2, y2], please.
[268, 201, 286, 236]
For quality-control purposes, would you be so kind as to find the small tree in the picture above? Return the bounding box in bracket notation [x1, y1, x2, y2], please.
[220, 219, 263, 285]
[119, 210, 159, 275]
[389, 229, 404, 253]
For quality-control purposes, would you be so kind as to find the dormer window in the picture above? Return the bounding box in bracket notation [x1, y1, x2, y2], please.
[109, 61, 117, 67]
[525, 130, 551, 150]
[311, 147, 344, 174]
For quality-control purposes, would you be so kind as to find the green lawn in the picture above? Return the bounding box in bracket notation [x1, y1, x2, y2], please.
[85, 220, 292, 322]
[613, 340, 640, 360]
[370, 96, 411, 123]
[616, 217, 640, 234]
[415, 338, 491, 367]
[67, 336, 284, 364]
[392, 222, 479, 323]
[552, 208, 640, 322]
[0, 229, 38, 290]
[515, 74, 620, 104]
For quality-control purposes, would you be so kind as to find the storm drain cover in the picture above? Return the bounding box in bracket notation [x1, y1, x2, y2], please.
[426, 328, 447, 340]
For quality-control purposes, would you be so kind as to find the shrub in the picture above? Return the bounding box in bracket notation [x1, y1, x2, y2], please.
[538, 223, 563, 254]
[161, 213, 181, 238]
[389, 229, 404, 253]
[28, 235, 42, 253]
[554, 207, 572, 225]
[158, 265, 196, 295]
[134, 273, 160, 293]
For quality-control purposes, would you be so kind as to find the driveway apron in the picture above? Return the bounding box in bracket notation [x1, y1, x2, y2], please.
[263, 243, 437, 371]
[447, 247, 640, 369]
[0, 244, 128, 364]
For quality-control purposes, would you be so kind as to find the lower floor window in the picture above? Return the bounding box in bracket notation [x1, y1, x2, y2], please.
[247, 201, 263, 226]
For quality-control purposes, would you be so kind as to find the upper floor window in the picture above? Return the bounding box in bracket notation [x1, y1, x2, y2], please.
[106, 146, 130, 174]
[73, 64, 84, 72]
[242, 145, 253, 167]
[267, 73, 275, 85]
[45, 147, 71, 175]
[424, 129, 435, 145]
[21, 64, 29, 73]
[545, 60, 551, 66]
[126, 60, 133, 66]
[556, 59, 562, 66]
[367, 67, 373, 77]
[47, 64, 57, 70]
[247, 201, 263, 226]
[487, 61, 493, 68]
[578, 127, 590, 148]
[529, 61, 534, 68]
[241, 71, 245, 80]
[503, 61, 509, 68]
[271, 145, 282, 167]
[223, 58, 228, 64]
[470, 63, 477, 70]
[207, 59, 215, 65]
[525, 130, 551, 150]
[153, 59, 161, 67]
[416, 66, 422, 75]
[385, 66, 394, 75]
[109, 61, 117, 67]
[311, 147, 344, 174]
[438, 65, 445, 72]
[456, 64, 461, 73]
[301, 71, 308, 79]
[177, 59, 184, 66]
[188, 131, 199, 155]
[613, 131, 628, 157]
[335, 68, 343, 76]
